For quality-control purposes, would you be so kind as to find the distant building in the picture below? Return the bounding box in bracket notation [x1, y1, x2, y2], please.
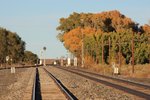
[40, 59, 56, 65]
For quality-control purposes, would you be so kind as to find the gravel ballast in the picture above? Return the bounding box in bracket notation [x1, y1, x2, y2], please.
[0, 68, 34, 100]
[46, 66, 142, 100]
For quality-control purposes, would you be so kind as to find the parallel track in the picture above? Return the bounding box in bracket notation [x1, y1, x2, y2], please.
[0, 65, 36, 70]
[56, 66, 150, 100]
[67, 67, 150, 89]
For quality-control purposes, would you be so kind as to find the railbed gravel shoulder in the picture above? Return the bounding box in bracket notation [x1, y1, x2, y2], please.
[46, 66, 142, 100]
[0, 68, 34, 100]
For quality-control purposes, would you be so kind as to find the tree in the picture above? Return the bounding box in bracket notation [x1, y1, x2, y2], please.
[7, 32, 25, 63]
[23, 51, 38, 64]
[57, 10, 150, 65]
[0, 28, 7, 64]
[0, 27, 38, 66]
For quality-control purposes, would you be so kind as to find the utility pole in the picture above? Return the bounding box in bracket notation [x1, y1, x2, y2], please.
[109, 37, 111, 64]
[80, 18, 84, 68]
[132, 32, 134, 73]
[81, 28, 84, 67]
[132, 23, 139, 73]
[102, 35, 104, 65]
[119, 36, 121, 70]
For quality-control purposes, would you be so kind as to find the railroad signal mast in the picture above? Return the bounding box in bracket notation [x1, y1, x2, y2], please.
[43, 47, 46, 66]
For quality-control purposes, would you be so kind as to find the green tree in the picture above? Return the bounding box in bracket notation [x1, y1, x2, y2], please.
[7, 32, 25, 63]
[0, 28, 7, 64]
[23, 51, 38, 64]
[0, 27, 38, 66]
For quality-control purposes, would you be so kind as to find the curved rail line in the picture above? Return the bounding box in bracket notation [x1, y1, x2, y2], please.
[56, 66, 150, 100]
[32, 67, 77, 100]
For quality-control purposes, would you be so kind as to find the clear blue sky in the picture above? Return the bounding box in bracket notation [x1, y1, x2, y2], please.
[0, 0, 150, 59]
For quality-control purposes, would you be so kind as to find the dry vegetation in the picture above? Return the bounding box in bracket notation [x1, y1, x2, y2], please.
[84, 60, 150, 78]
[121, 64, 150, 78]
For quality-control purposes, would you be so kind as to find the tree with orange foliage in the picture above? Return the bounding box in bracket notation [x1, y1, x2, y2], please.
[57, 10, 150, 65]
[63, 27, 96, 60]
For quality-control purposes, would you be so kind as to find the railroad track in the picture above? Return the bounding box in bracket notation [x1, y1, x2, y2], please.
[32, 67, 77, 100]
[0, 65, 36, 70]
[65, 67, 150, 89]
[56, 66, 150, 100]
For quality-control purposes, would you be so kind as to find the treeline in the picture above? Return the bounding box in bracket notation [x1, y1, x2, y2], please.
[57, 10, 150, 65]
[0, 27, 38, 65]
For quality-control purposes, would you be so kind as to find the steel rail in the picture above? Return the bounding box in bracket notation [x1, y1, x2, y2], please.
[66, 67, 150, 89]
[32, 68, 42, 100]
[43, 68, 77, 100]
[0, 65, 36, 70]
[57, 67, 150, 100]
[32, 68, 37, 100]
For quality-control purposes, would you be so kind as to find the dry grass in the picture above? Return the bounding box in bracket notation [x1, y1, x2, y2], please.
[85, 63, 113, 75]
[121, 64, 150, 78]
[85, 62, 150, 78]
